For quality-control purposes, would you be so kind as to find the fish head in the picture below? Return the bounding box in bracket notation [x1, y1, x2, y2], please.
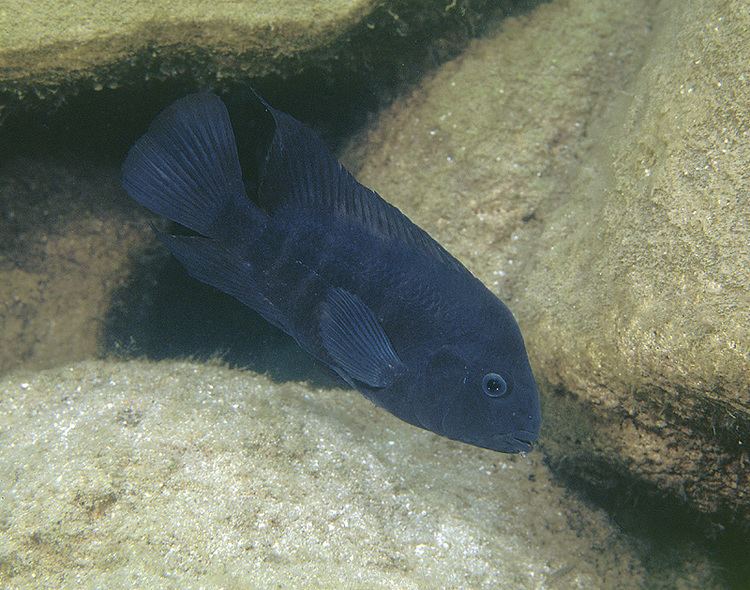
[410, 302, 541, 454]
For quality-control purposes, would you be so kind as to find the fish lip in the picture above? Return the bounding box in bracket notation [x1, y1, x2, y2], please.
[491, 430, 536, 453]
[511, 437, 533, 453]
[512, 429, 537, 442]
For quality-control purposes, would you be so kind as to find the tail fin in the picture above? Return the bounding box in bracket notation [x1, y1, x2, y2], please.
[122, 93, 247, 237]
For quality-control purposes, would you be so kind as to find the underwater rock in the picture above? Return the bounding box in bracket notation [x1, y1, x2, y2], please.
[514, 0, 750, 526]
[0, 158, 151, 373]
[348, 0, 749, 529]
[0, 0, 368, 95]
[0, 0, 514, 106]
[0, 360, 723, 588]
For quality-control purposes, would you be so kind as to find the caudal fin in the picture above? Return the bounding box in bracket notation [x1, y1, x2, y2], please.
[122, 93, 247, 237]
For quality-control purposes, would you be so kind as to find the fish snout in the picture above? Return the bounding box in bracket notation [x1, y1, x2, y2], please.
[491, 430, 537, 453]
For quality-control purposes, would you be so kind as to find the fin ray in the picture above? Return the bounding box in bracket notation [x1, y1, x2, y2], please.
[254, 104, 470, 276]
[123, 93, 248, 237]
[320, 287, 404, 388]
[156, 232, 289, 333]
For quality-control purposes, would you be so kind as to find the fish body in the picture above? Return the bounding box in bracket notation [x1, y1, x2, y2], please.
[122, 92, 541, 453]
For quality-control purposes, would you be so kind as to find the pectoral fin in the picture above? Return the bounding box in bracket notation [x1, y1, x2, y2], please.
[320, 288, 404, 388]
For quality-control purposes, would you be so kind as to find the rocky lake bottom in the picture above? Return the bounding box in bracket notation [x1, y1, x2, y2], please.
[1, 0, 748, 587]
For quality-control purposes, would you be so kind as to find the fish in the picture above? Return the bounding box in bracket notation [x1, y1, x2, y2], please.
[122, 91, 541, 453]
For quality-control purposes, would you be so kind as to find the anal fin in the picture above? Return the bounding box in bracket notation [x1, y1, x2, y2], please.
[156, 232, 288, 333]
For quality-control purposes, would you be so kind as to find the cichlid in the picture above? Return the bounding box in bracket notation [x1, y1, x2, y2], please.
[122, 92, 541, 453]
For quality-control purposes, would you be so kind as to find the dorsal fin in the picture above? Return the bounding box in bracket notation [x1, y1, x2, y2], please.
[122, 93, 247, 238]
[251, 97, 471, 277]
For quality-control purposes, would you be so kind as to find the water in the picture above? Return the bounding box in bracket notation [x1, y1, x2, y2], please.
[0, 0, 748, 587]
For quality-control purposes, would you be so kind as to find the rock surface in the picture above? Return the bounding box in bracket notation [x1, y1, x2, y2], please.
[347, 0, 750, 528]
[0, 360, 720, 588]
[0, 0, 371, 93]
[0, 0, 514, 104]
[0, 158, 151, 374]
[514, 0, 750, 524]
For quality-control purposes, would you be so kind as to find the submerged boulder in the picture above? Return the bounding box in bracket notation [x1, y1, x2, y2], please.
[349, 0, 749, 530]
[0, 0, 518, 105]
[0, 0, 373, 96]
[0, 360, 720, 588]
[513, 0, 750, 525]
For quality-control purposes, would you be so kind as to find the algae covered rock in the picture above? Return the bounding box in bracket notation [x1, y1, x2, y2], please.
[346, 0, 653, 297]
[0, 0, 515, 105]
[514, 0, 750, 524]
[347, 0, 750, 529]
[0, 360, 720, 588]
[0, 0, 373, 92]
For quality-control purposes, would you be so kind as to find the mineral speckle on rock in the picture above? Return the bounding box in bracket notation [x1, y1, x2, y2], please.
[0, 360, 721, 588]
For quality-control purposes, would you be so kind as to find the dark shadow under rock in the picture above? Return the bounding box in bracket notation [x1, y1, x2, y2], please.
[102, 242, 339, 388]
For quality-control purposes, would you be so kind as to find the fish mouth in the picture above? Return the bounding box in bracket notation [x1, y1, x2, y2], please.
[511, 437, 533, 453]
[490, 430, 536, 454]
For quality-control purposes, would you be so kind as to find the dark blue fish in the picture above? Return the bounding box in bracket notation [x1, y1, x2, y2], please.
[122, 92, 541, 453]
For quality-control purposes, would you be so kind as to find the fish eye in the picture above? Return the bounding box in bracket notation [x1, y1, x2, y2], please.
[482, 373, 508, 398]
